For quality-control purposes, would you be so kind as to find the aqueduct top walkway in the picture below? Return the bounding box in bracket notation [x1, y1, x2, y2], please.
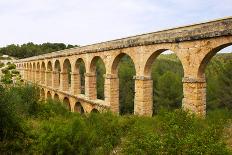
[15, 17, 232, 117]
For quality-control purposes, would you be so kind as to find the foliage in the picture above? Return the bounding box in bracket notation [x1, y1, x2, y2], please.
[0, 84, 231, 154]
[1, 68, 9, 74]
[122, 110, 231, 155]
[6, 63, 16, 70]
[155, 71, 183, 112]
[0, 62, 4, 68]
[118, 55, 136, 114]
[0, 85, 35, 153]
[206, 55, 232, 110]
[217, 61, 232, 109]
[1, 73, 13, 84]
[0, 42, 79, 59]
[1, 62, 20, 84]
[11, 69, 20, 74]
[96, 58, 106, 100]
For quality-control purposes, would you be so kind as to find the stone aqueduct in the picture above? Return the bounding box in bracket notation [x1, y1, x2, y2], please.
[15, 17, 232, 117]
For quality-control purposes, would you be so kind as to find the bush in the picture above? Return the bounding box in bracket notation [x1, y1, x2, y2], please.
[7, 63, 16, 70]
[0, 62, 4, 68]
[1, 68, 9, 74]
[0, 85, 29, 153]
[10, 84, 39, 116]
[1, 73, 13, 84]
[11, 69, 20, 74]
[122, 110, 231, 155]
[0, 84, 231, 154]
[36, 99, 70, 119]
[33, 116, 94, 154]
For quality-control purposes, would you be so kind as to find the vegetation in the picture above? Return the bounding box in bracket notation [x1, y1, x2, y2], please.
[0, 62, 5, 68]
[1, 63, 20, 84]
[0, 84, 231, 154]
[0, 42, 78, 59]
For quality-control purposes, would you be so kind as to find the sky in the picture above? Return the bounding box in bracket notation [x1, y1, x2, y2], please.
[0, 0, 232, 51]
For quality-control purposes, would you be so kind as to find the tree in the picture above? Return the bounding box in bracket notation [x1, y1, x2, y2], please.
[118, 56, 135, 114]
[155, 71, 183, 112]
[217, 60, 232, 109]
[0, 43, 79, 59]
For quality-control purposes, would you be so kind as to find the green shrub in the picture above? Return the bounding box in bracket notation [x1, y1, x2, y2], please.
[0, 85, 30, 153]
[0, 84, 231, 154]
[0, 62, 4, 68]
[36, 99, 70, 119]
[15, 84, 40, 116]
[7, 63, 16, 70]
[11, 69, 20, 74]
[86, 112, 127, 154]
[122, 110, 231, 155]
[1, 68, 9, 74]
[33, 116, 93, 154]
[1, 73, 13, 84]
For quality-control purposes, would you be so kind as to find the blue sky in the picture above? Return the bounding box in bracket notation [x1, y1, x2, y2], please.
[0, 0, 232, 51]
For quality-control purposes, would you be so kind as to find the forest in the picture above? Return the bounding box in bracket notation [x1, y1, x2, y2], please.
[0, 42, 78, 59]
[0, 43, 232, 154]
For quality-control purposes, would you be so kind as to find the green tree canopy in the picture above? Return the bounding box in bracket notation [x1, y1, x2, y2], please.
[0, 42, 79, 59]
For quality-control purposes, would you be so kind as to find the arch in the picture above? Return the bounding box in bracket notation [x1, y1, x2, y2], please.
[41, 62, 46, 70]
[62, 59, 72, 91]
[74, 102, 84, 114]
[198, 43, 232, 78]
[47, 61, 52, 71]
[34, 62, 40, 83]
[29, 63, 32, 69]
[110, 53, 136, 114]
[63, 59, 72, 73]
[91, 108, 99, 113]
[111, 53, 136, 75]
[41, 62, 46, 84]
[89, 56, 106, 100]
[46, 61, 53, 86]
[40, 88, 45, 99]
[90, 56, 105, 73]
[63, 97, 71, 111]
[54, 93, 60, 101]
[47, 91, 52, 99]
[37, 62, 40, 70]
[53, 60, 61, 88]
[75, 58, 86, 94]
[144, 49, 184, 77]
[28, 63, 32, 81]
[197, 43, 232, 112]
[31, 62, 36, 81]
[54, 60, 61, 72]
[75, 58, 86, 73]
[32, 62, 36, 70]
[145, 49, 184, 114]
